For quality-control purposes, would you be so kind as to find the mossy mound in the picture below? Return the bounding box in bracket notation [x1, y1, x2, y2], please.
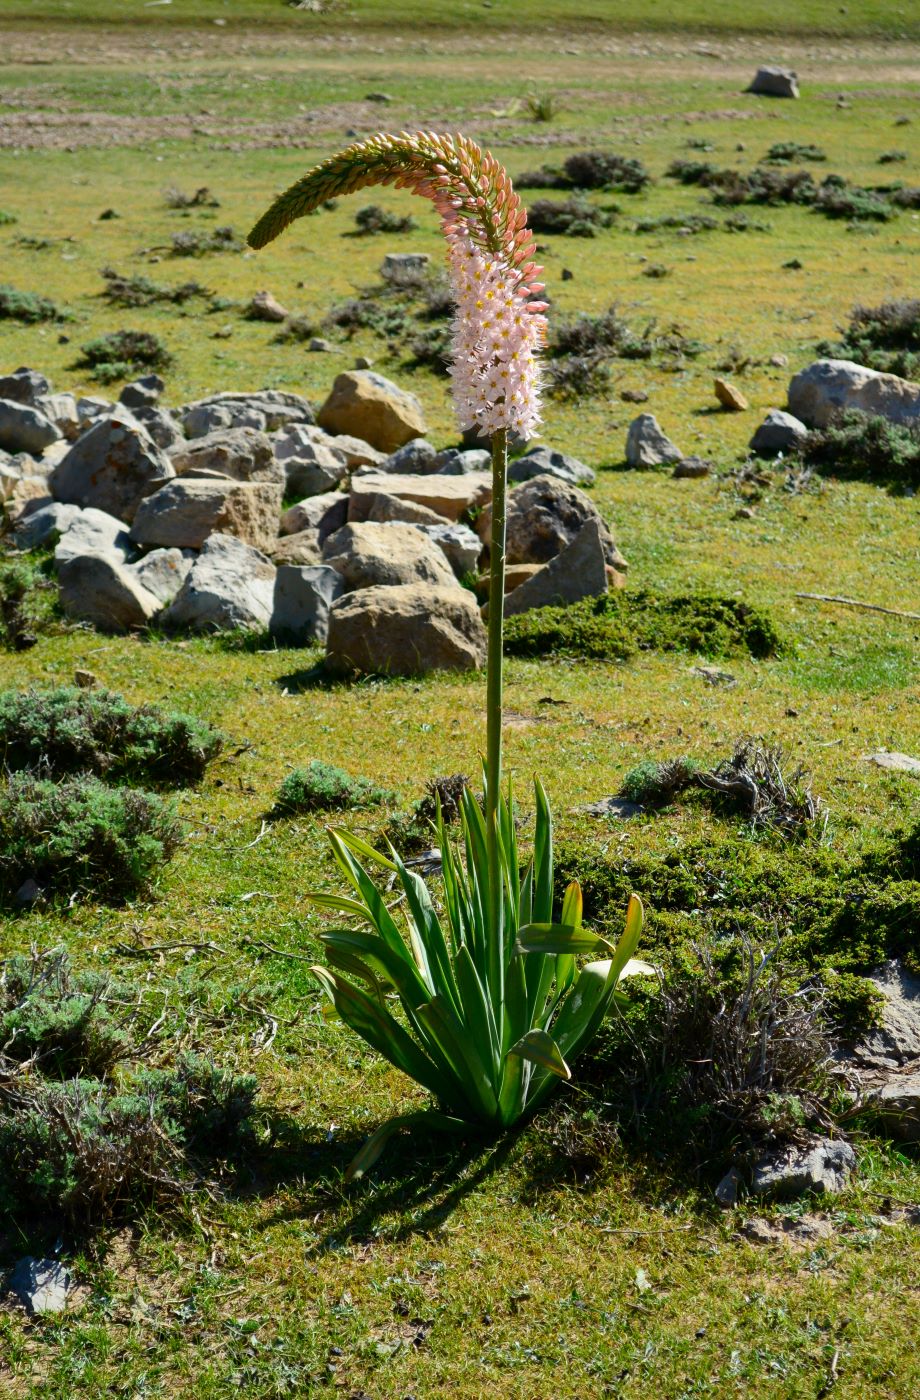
[504, 590, 785, 662]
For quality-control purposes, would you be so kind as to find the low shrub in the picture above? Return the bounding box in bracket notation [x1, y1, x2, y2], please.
[0, 1053, 257, 1224]
[0, 210, 17, 225]
[354, 203, 416, 234]
[273, 760, 393, 815]
[811, 183, 893, 221]
[1, 948, 131, 1077]
[563, 150, 649, 192]
[797, 409, 920, 489]
[274, 313, 320, 343]
[527, 196, 613, 236]
[169, 225, 241, 256]
[545, 353, 612, 400]
[385, 773, 469, 853]
[0, 284, 63, 323]
[503, 590, 785, 663]
[0, 686, 223, 786]
[0, 774, 183, 902]
[816, 298, 920, 379]
[763, 141, 826, 164]
[100, 266, 211, 309]
[162, 184, 220, 208]
[73, 329, 173, 384]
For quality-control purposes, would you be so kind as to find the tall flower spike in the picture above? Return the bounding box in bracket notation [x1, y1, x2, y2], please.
[247, 131, 546, 438]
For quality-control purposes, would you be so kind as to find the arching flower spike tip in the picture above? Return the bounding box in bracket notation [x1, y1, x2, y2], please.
[247, 131, 546, 440]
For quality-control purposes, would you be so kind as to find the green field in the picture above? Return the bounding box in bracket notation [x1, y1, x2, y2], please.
[1, 3, 919, 1397]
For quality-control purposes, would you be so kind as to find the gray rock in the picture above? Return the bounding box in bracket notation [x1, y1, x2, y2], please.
[479, 474, 627, 570]
[625, 413, 683, 468]
[133, 406, 184, 452]
[14, 501, 82, 550]
[746, 65, 799, 98]
[579, 796, 644, 820]
[0, 368, 51, 407]
[130, 478, 282, 552]
[273, 426, 348, 497]
[788, 358, 920, 428]
[853, 962, 920, 1070]
[280, 491, 348, 540]
[182, 390, 315, 438]
[379, 438, 438, 474]
[0, 398, 61, 455]
[503, 518, 608, 617]
[52, 411, 174, 522]
[749, 408, 808, 456]
[462, 422, 529, 453]
[413, 521, 482, 577]
[76, 395, 114, 426]
[58, 553, 162, 631]
[270, 564, 344, 645]
[36, 392, 80, 441]
[249, 289, 289, 323]
[380, 252, 430, 286]
[171, 427, 283, 486]
[9, 1258, 72, 1316]
[119, 374, 164, 410]
[54, 507, 134, 568]
[751, 1136, 856, 1199]
[162, 533, 275, 632]
[862, 750, 920, 775]
[326, 583, 486, 675]
[350, 469, 491, 523]
[362, 490, 446, 527]
[868, 1074, 920, 1142]
[323, 521, 459, 592]
[129, 547, 195, 605]
[509, 445, 596, 487]
[714, 1167, 741, 1208]
[673, 456, 712, 478]
[435, 447, 492, 476]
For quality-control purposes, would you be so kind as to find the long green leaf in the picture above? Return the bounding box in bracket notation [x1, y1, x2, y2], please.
[454, 943, 501, 1080]
[414, 995, 499, 1120]
[344, 1109, 470, 1184]
[320, 929, 431, 1005]
[515, 923, 612, 956]
[507, 1028, 571, 1080]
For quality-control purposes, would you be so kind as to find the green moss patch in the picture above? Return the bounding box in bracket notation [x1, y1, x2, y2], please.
[503, 590, 785, 662]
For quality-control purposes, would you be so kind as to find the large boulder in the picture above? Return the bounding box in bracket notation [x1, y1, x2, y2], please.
[868, 1075, 920, 1143]
[119, 374, 164, 411]
[132, 405, 184, 452]
[170, 427, 283, 485]
[54, 508, 134, 568]
[478, 474, 627, 570]
[130, 478, 282, 552]
[270, 564, 344, 645]
[362, 491, 446, 527]
[788, 359, 920, 428]
[746, 65, 799, 98]
[317, 371, 427, 453]
[129, 547, 195, 605]
[162, 534, 275, 632]
[350, 470, 490, 523]
[58, 554, 162, 632]
[280, 491, 348, 539]
[751, 1136, 855, 1199]
[182, 390, 315, 438]
[0, 399, 61, 456]
[323, 521, 459, 591]
[326, 583, 487, 675]
[378, 438, 438, 474]
[324, 433, 385, 469]
[36, 393, 80, 442]
[434, 448, 492, 476]
[273, 427, 348, 497]
[749, 409, 808, 457]
[509, 445, 596, 487]
[625, 413, 683, 468]
[503, 519, 609, 617]
[52, 411, 174, 523]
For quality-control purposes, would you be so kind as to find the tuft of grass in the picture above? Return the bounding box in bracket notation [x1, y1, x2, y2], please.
[524, 91, 558, 123]
[272, 760, 394, 815]
[162, 184, 220, 208]
[503, 590, 785, 662]
[73, 328, 173, 383]
[384, 772, 469, 853]
[0, 685, 223, 786]
[0, 284, 64, 323]
[0, 948, 131, 1078]
[169, 225, 241, 256]
[353, 203, 417, 234]
[0, 773, 183, 903]
[0, 553, 60, 650]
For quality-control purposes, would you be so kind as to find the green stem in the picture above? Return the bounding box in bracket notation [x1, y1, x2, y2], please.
[486, 427, 508, 993]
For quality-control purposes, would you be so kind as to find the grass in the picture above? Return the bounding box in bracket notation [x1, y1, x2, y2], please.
[0, 6, 919, 1397]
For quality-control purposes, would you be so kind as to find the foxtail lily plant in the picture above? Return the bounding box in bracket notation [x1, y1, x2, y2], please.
[249, 132, 651, 1179]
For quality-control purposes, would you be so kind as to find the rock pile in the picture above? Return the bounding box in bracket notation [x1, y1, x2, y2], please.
[2, 365, 625, 675]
